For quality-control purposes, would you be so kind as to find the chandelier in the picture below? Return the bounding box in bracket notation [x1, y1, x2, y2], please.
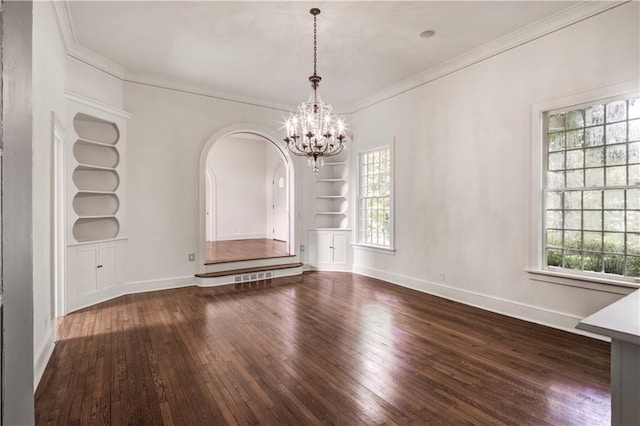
[284, 8, 347, 174]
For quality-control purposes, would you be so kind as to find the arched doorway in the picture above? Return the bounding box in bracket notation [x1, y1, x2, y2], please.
[198, 125, 295, 269]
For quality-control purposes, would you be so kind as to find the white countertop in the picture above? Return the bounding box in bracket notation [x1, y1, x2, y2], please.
[577, 290, 640, 345]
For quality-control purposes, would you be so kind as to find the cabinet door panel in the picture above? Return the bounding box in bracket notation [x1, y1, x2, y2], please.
[332, 233, 348, 265]
[317, 233, 332, 264]
[76, 246, 98, 296]
[97, 244, 117, 289]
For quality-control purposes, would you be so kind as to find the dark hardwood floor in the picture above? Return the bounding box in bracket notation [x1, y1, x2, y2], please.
[205, 238, 292, 265]
[36, 272, 610, 425]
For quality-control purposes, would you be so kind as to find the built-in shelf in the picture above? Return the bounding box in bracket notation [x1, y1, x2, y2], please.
[75, 163, 117, 172]
[73, 217, 120, 242]
[313, 152, 349, 229]
[76, 137, 119, 147]
[71, 112, 122, 243]
[73, 167, 120, 192]
[73, 192, 119, 216]
[76, 190, 116, 195]
[73, 113, 119, 145]
[74, 140, 119, 168]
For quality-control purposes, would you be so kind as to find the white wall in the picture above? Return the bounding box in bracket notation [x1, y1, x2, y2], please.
[66, 56, 124, 108]
[207, 135, 268, 240]
[123, 82, 307, 284]
[350, 3, 639, 332]
[31, 1, 67, 388]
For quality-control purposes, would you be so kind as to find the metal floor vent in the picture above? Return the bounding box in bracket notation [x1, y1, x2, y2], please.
[233, 271, 273, 283]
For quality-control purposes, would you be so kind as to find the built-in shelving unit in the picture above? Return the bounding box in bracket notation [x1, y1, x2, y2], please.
[64, 93, 131, 313]
[71, 113, 122, 242]
[308, 152, 351, 271]
[313, 155, 349, 229]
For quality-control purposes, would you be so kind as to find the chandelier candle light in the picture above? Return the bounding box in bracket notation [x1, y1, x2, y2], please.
[284, 8, 347, 174]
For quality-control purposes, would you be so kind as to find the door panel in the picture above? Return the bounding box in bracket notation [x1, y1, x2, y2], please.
[317, 233, 332, 264]
[97, 245, 117, 289]
[76, 246, 98, 296]
[332, 233, 348, 265]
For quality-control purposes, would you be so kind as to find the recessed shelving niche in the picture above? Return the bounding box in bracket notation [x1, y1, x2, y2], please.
[73, 113, 120, 145]
[73, 217, 120, 243]
[73, 193, 119, 216]
[313, 154, 349, 229]
[71, 112, 122, 242]
[73, 141, 119, 168]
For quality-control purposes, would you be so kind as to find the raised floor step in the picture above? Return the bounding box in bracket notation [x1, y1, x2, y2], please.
[205, 254, 295, 266]
[195, 262, 303, 278]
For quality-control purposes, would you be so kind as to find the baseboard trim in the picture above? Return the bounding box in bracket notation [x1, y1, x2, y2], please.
[215, 233, 268, 241]
[67, 276, 195, 313]
[352, 264, 609, 342]
[34, 325, 55, 390]
[125, 275, 195, 294]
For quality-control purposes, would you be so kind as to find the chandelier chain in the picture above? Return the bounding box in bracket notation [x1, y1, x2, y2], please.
[313, 12, 317, 76]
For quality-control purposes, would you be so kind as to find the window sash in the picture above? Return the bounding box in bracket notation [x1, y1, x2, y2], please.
[543, 95, 640, 280]
[358, 146, 392, 248]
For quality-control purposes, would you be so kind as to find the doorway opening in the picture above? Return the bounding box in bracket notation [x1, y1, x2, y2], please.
[200, 130, 295, 265]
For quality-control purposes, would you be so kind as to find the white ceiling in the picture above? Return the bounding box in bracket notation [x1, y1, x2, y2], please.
[68, 1, 580, 109]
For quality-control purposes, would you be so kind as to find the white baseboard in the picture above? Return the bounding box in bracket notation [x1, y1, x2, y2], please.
[34, 325, 55, 390]
[125, 275, 195, 294]
[67, 276, 195, 313]
[215, 233, 268, 241]
[352, 264, 609, 342]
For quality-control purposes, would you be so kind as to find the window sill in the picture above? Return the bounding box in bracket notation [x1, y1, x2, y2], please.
[526, 268, 639, 295]
[352, 243, 396, 255]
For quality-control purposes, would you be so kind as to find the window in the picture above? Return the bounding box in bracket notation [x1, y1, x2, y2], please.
[543, 95, 640, 280]
[358, 146, 393, 248]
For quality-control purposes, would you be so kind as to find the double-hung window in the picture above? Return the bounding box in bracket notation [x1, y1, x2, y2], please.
[543, 95, 640, 280]
[358, 146, 393, 249]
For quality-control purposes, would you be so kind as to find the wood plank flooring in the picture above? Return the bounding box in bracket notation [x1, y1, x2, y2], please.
[205, 239, 292, 265]
[36, 272, 611, 425]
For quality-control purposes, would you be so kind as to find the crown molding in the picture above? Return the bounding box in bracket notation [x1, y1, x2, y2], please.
[123, 70, 295, 113]
[65, 91, 132, 119]
[52, 0, 127, 79]
[343, 1, 628, 114]
[51, 0, 627, 116]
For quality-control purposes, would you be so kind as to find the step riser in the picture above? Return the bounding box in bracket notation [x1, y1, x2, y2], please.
[204, 256, 298, 273]
[196, 266, 302, 287]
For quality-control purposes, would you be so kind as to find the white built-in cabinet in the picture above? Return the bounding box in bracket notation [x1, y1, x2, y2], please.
[65, 93, 130, 312]
[308, 230, 351, 270]
[308, 151, 352, 270]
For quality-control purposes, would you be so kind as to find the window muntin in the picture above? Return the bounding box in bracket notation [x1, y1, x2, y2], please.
[358, 147, 392, 248]
[544, 96, 640, 279]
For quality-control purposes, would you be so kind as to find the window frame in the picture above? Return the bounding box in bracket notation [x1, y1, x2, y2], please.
[528, 80, 640, 291]
[354, 142, 395, 252]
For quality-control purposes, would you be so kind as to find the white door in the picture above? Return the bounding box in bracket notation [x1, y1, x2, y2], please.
[76, 246, 98, 296]
[97, 244, 117, 289]
[332, 233, 348, 265]
[317, 232, 332, 264]
[272, 162, 288, 242]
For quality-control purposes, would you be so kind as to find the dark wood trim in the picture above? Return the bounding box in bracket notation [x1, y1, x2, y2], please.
[195, 262, 303, 278]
